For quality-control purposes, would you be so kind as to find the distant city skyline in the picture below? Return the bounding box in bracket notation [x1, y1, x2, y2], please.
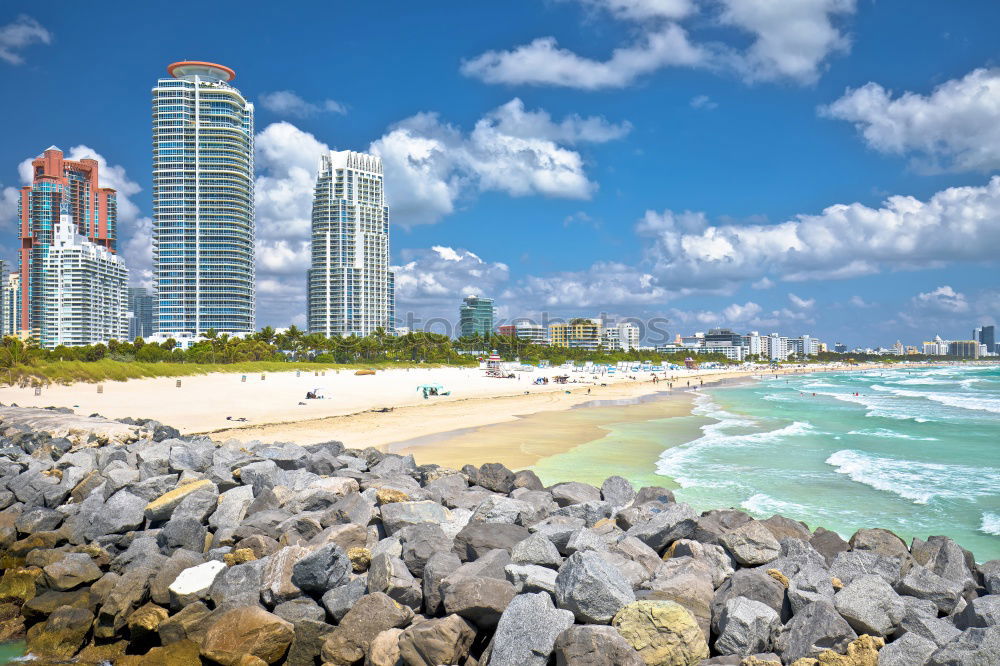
[0, 4, 998, 347]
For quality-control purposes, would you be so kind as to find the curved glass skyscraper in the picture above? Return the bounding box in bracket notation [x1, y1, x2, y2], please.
[152, 61, 255, 336]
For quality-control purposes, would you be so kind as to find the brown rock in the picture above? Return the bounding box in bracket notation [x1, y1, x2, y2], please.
[554, 625, 644, 665]
[43, 552, 103, 591]
[134, 639, 202, 665]
[0, 602, 25, 643]
[260, 545, 309, 606]
[127, 602, 170, 642]
[368, 628, 404, 666]
[311, 523, 368, 552]
[25, 606, 94, 659]
[201, 606, 294, 665]
[76, 640, 129, 663]
[145, 479, 216, 521]
[321, 593, 414, 665]
[0, 566, 42, 603]
[397, 614, 476, 665]
[158, 600, 214, 645]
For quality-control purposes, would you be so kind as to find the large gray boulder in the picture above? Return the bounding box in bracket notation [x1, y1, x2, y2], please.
[879, 632, 937, 666]
[511, 533, 563, 569]
[955, 595, 1000, 629]
[830, 549, 904, 586]
[550, 481, 601, 507]
[505, 563, 558, 596]
[321, 576, 367, 623]
[86, 490, 145, 539]
[553, 625, 644, 665]
[601, 476, 636, 510]
[787, 562, 835, 614]
[380, 500, 451, 535]
[714, 596, 781, 657]
[470, 495, 538, 526]
[624, 502, 698, 553]
[981, 560, 1000, 595]
[809, 527, 849, 565]
[926, 626, 1000, 665]
[896, 564, 965, 614]
[476, 463, 515, 494]
[778, 599, 857, 663]
[422, 551, 462, 616]
[290, 542, 350, 595]
[912, 536, 978, 595]
[489, 592, 575, 666]
[718, 521, 781, 567]
[711, 569, 787, 634]
[833, 574, 905, 637]
[555, 550, 636, 623]
[367, 553, 422, 611]
[398, 523, 452, 578]
[453, 522, 530, 560]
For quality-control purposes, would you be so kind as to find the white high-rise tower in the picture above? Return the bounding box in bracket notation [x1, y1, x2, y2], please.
[308, 150, 394, 337]
[152, 61, 255, 336]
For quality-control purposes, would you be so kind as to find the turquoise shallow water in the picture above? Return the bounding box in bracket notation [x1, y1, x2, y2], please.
[656, 365, 1000, 561]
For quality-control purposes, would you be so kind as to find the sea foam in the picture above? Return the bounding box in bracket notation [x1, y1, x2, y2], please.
[981, 512, 1000, 536]
[825, 449, 1000, 505]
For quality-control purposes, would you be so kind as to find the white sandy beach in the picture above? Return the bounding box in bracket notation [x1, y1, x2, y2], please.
[0, 362, 889, 451]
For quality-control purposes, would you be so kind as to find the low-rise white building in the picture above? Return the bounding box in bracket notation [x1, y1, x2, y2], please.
[35, 204, 128, 349]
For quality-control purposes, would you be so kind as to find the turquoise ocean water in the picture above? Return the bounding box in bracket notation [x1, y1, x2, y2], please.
[656, 365, 1000, 561]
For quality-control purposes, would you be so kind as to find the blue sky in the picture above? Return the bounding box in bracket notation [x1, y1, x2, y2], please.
[1, 1, 998, 347]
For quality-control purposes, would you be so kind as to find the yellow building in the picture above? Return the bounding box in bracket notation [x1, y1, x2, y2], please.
[549, 318, 602, 351]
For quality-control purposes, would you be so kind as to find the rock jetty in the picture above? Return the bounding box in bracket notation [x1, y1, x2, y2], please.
[0, 407, 996, 665]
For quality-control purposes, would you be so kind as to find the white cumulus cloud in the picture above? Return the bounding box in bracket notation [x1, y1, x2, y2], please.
[462, 0, 855, 89]
[822, 67, 1000, 172]
[0, 15, 51, 65]
[259, 90, 347, 117]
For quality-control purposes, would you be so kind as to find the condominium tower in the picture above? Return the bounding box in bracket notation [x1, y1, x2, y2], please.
[459, 295, 494, 338]
[153, 61, 255, 336]
[36, 202, 128, 348]
[18, 147, 118, 337]
[308, 151, 394, 337]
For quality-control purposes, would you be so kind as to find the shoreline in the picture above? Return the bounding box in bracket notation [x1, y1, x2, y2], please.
[0, 361, 930, 453]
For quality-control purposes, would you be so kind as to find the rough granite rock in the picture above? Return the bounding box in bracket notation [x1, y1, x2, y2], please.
[488, 592, 575, 666]
[810, 528, 849, 566]
[477, 462, 515, 494]
[719, 521, 782, 567]
[625, 502, 699, 553]
[601, 475, 636, 509]
[878, 632, 937, 666]
[778, 599, 857, 663]
[553, 624, 644, 665]
[955, 594, 1000, 630]
[453, 522, 530, 560]
[511, 533, 563, 569]
[612, 600, 709, 665]
[830, 550, 903, 587]
[832, 574, 905, 637]
[556, 550, 636, 624]
[380, 500, 452, 535]
[926, 626, 1000, 666]
[397, 613, 477, 666]
[711, 569, 788, 634]
[321, 576, 367, 623]
[289, 542, 350, 595]
[895, 564, 965, 614]
[550, 481, 602, 507]
[715, 596, 781, 657]
[367, 552, 422, 610]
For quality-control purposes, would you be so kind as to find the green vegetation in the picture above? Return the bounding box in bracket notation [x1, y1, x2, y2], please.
[0, 326, 975, 386]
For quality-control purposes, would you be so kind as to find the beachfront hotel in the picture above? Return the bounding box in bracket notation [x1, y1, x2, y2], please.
[307, 150, 395, 337]
[152, 61, 255, 337]
[35, 202, 128, 348]
[17, 147, 120, 343]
